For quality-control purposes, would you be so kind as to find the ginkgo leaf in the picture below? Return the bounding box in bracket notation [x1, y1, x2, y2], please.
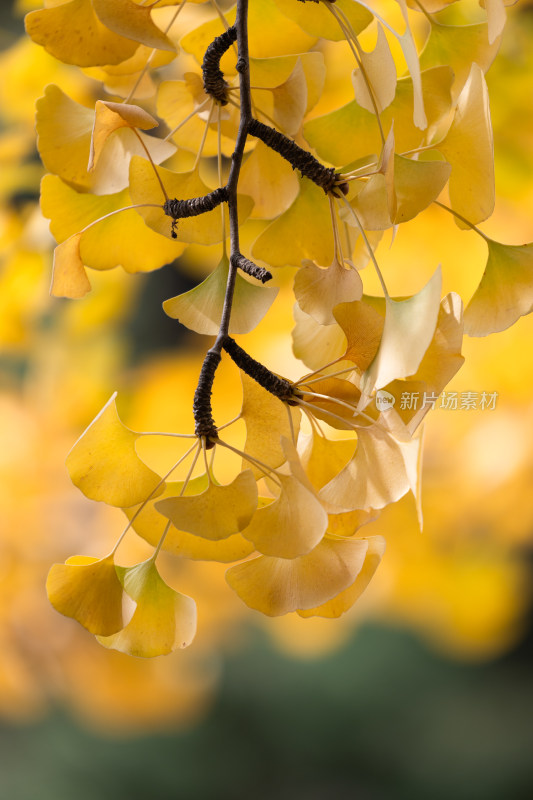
[464, 240, 533, 336]
[294, 257, 363, 325]
[36, 85, 175, 194]
[97, 560, 196, 657]
[352, 23, 396, 114]
[88, 100, 158, 171]
[304, 67, 453, 166]
[437, 64, 495, 226]
[387, 292, 464, 431]
[181, 0, 316, 62]
[155, 470, 258, 541]
[163, 257, 277, 336]
[25, 0, 139, 67]
[396, 0, 427, 129]
[420, 21, 500, 100]
[292, 305, 347, 371]
[239, 140, 300, 219]
[272, 0, 372, 42]
[124, 477, 255, 562]
[241, 371, 300, 480]
[66, 392, 163, 507]
[252, 177, 335, 268]
[298, 431, 356, 492]
[297, 376, 362, 431]
[319, 417, 420, 511]
[41, 174, 185, 276]
[346, 154, 451, 230]
[481, 0, 509, 45]
[92, 0, 176, 53]
[50, 233, 91, 299]
[226, 535, 370, 616]
[297, 535, 386, 618]
[333, 299, 385, 371]
[46, 555, 125, 636]
[360, 267, 442, 401]
[240, 472, 328, 559]
[249, 51, 325, 114]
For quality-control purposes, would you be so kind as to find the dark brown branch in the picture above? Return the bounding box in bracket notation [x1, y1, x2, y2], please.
[248, 119, 348, 195]
[231, 253, 272, 283]
[193, 351, 221, 445]
[201, 25, 237, 105]
[222, 338, 298, 404]
[164, 187, 228, 238]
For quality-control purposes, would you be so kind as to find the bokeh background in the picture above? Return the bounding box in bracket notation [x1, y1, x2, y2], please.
[1, 1, 533, 798]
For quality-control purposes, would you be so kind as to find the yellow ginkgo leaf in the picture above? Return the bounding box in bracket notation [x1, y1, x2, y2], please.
[481, 0, 510, 45]
[97, 560, 196, 657]
[163, 257, 277, 336]
[319, 416, 420, 512]
[92, 0, 175, 52]
[155, 470, 258, 541]
[360, 266, 442, 402]
[252, 177, 335, 268]
[294, 257, 363, 325]
[298, 432, 355, 493]
[250, 51, 325, 114]
[226, 535, 370, 616]
[50, 233, 91, 299]
[89, 100, 158, 171]
[46, 555, 125, 636]
[347, 154, 451, 230]
[273, 0, 372, 42]
[387, 292, 464, 432]
[297, 535, 386, 618]
[125, 477, 255, 562]
[333, 299, 385, 372]
[41, 175, 185, 275]
[181, 0, 315, 63]
[292, 305, 347, 371]
[241, 371, 300, 480]
[263, 58, 308, 136]
[396, 0, 427, 130]
[421, 20, 500, 101]
[240, 469, 328, 559]
[297, 376, 362, 431]
[36, 85, 175, 194]
[464, 240, 533, 336]
[66, 392, 163, 507]
[352, 23, 396, 114]
[304, 66, 453, 167]
[25, 0, 139, 67]
[437, 63, 494, 226]
[239, 140, 300, 219]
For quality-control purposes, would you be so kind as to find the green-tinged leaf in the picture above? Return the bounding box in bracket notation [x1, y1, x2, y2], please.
[163, 258, 277, 335]
[304, 67, 453, 166]
[360, 267, 442, 400]
[464, 240, 533, 336]
[97, 560, 196, 657]
[252, 177, 335, 268]
[155, 470, 258, 541]
[66, 392, 163, 507]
